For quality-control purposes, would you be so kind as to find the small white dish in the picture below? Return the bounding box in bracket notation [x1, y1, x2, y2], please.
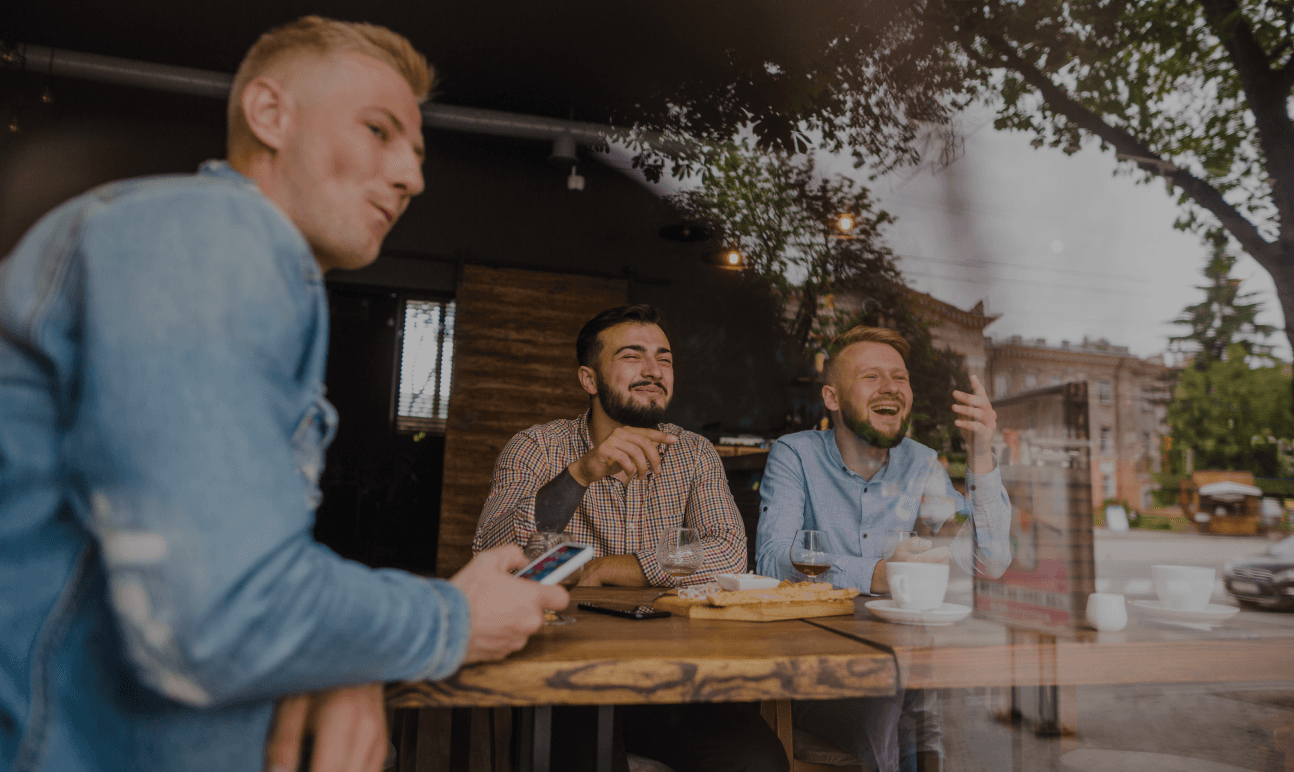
[1129, 599, 1239, 624]
[865, 599, 971, 626]
[715, 573, 781, 591]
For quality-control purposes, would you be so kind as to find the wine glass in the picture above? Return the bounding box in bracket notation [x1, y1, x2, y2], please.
[523, 530, 577, 626]
[886, 530, 919, 559]
[656, 528, 704, 587]
[789, 529, 832, 583]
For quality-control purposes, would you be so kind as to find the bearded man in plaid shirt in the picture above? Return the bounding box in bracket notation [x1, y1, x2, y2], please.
[473, 304, 788, 772]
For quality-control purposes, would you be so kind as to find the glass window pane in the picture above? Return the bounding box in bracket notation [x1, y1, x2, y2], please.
[397, 299, 456, 432]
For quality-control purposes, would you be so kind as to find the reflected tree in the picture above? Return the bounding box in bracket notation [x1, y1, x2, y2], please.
[669, 141, 970, 450]
[938, 0, 1294, 367]
[1170, 231, 1279, 366]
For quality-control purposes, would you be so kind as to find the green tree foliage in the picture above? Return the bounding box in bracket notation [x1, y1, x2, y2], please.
[601, 2, 972, 181]
[1170, 231, 1278, 364]
[939, 0, 1294, 357]
[669, 141, 971, 450]
[669, 139, 898, 349]
[1168, 345, 1293, 475]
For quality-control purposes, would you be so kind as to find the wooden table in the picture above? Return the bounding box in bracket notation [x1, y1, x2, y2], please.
[389, 590, 1294, 771]
[386, 587, 898, 772]
[808, 598, 1294, 691]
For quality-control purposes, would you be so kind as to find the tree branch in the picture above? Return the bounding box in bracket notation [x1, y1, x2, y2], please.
[982, 34, 1280, 273]
[1198, 0, 1280, 95]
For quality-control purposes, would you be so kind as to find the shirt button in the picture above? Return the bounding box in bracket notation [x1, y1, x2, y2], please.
[862, 533, 868, 539]
[970, 485, 977, 491]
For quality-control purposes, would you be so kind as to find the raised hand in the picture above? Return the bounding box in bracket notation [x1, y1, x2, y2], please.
[568, 426, 678, 485]
[952, 374, 998, 473]
[450, 545, 569, 664]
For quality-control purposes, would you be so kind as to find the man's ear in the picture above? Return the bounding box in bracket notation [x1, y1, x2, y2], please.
[822, 383, 841, 413]
[577, 366, 599, 397]
[240, 76, 294, 151]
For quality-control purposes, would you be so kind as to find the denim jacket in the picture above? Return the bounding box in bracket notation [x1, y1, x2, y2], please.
[0, 162, 470, 772]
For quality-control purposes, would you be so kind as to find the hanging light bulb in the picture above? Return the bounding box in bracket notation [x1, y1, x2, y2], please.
[40, 86, 54, 105]
[7, 114, 19, 134]
[836, 213, 855, 232]
[704, 247, 747, 269]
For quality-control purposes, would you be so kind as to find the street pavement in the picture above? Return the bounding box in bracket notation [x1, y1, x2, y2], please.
[930, 528, 1294, 771]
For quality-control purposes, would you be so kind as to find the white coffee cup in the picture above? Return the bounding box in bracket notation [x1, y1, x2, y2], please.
[1085, 593, 1127, 632]
[886, 562, 949, 611]
[1151, 565, 1215, 612]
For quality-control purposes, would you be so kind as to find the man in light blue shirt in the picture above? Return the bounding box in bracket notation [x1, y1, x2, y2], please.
[756, 325, 1012, 772]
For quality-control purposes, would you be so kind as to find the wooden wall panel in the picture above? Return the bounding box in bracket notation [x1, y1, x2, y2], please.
[436, 266, 626, 576]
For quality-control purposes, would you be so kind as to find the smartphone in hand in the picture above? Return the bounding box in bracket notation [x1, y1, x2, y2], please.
[516, 542, 594, 585]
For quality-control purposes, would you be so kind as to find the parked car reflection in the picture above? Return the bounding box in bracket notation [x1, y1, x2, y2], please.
[1223, 535, 1294, 610]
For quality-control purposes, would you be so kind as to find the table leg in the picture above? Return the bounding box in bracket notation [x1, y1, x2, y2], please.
[533, 705, 552, 772]
[595, 705, 615, 772]
[517, 708, 533, 772]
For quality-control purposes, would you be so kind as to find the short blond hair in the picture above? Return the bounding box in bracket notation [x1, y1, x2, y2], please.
[227, 16, 434, 155]
[824, 326, 910, 380]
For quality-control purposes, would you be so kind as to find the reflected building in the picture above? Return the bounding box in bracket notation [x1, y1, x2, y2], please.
[986, 336, 1172, 510]
[901, 287, 998, 385]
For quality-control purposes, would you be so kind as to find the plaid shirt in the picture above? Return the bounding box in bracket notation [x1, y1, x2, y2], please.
[473, 412, 747, 587]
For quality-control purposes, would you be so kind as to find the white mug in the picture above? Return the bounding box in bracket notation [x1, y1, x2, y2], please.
[886, 562, 949, 611]
[1151, 565, 1215, 612]
[1085, 593, 1127, 632]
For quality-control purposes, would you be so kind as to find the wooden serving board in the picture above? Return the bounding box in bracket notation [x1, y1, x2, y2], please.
[655, 594, 856, 621]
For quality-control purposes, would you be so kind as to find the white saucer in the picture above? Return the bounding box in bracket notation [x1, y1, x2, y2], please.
[1129, 600, 1240, 624]
[865, 599, 971, 626]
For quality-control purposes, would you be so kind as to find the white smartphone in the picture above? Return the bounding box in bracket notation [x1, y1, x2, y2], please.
[515, 542, 595, 585]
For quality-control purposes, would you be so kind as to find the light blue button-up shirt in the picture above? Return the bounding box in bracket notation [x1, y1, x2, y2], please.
[756, 428, 1013, 593]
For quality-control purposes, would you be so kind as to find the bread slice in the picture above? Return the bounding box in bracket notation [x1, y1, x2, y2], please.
[705, 581, 859, 607]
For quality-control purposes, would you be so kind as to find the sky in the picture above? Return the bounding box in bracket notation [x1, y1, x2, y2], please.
[833, 111, 1288, 363]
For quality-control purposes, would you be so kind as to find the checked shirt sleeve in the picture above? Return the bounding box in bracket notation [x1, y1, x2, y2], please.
[472, 429, 551, 554]
[636, 438, 747, 585]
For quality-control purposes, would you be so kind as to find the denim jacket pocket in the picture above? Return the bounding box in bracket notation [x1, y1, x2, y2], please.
[291, 392, 338, 509]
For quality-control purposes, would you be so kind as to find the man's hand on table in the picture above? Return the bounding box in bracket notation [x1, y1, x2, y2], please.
[451, 545, 569, 664]
[568, 426, 677, 485]
[952, 374, 998, 474]
[264, 683, 386, 772]
[576, 554, 650, 586]
[870, 537, 951, 594]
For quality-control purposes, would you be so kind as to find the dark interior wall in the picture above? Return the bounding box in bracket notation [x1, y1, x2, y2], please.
[343, 129, 805, 436]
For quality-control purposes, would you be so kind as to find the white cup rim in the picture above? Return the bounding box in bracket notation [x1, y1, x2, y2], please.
[1151, 564, 1214, 574]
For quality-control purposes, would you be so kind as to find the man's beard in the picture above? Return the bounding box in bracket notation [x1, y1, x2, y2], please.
[596, 376, 670, 428]
[840, 395, 910, 449]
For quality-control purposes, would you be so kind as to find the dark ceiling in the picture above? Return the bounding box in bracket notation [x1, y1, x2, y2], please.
[3, 1, 851, 126]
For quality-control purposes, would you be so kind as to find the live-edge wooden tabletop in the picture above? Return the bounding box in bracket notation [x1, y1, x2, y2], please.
[386, 587, 898, 708]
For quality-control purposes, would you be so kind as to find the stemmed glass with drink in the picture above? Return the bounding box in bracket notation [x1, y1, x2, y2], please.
[656, 527, 704, 586]
[524, 529, 578, 625]
[790, 529, 832, 583]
